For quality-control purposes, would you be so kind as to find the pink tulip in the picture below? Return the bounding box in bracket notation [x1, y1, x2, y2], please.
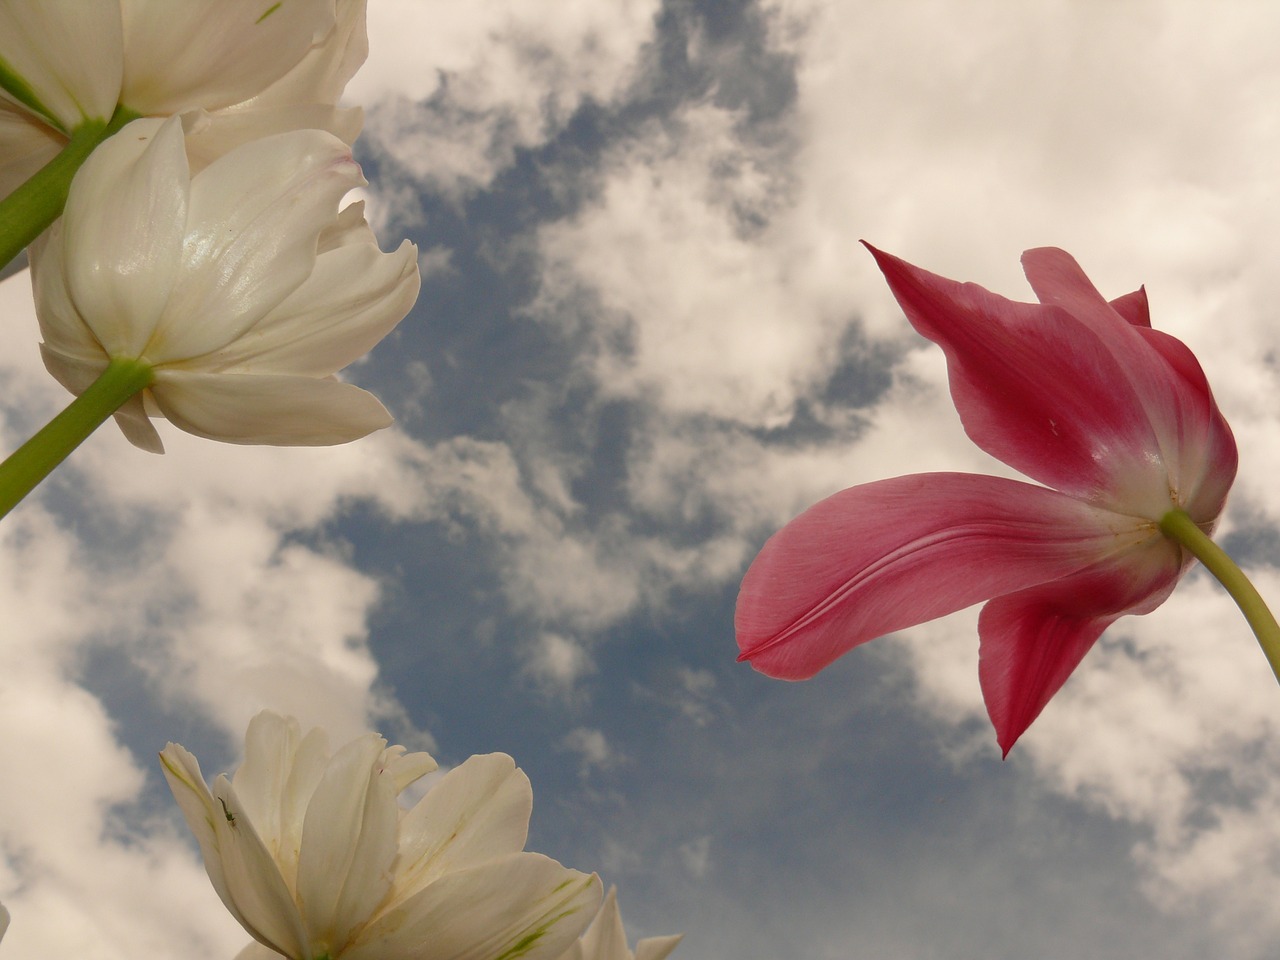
[736, 243, 1238, 754]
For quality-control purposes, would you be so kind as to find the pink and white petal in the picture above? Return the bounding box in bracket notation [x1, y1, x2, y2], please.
[209, 777, 313, 960]
[1020, 247, 1235, 519]
[61, 117, 188, 357]
[736, 473, 1140, 681]
[1130, 324, 1237, 523]
[394, 754, 534, 901]
[151, 370, 392, 445]
[153, 129, 362, 360]
[207, 238, 418, 376]
[119, 0, 333, 115]
[296, 734, 398, 954]
[864, 244, 1171, 511]
[978, 536, 1186, 755]
[0, 0, 122, 129]
[0, 102, 63, 201]
[345, 856, 601, 960]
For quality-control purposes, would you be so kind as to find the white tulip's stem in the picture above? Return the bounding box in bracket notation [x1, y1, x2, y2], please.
[0, 358, 153, 520]
[0, 104, 139, 271]
[1159, 508, 1280, 686]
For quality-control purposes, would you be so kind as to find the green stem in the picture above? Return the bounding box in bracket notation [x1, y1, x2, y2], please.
[0, 358, 153, 520]
[1160, 508, 1280, 685]
[0, 104, 139, 271]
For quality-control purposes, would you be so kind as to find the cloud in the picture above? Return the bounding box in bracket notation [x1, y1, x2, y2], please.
[354, 0, 661, 197]
[524, 631, 595, 700]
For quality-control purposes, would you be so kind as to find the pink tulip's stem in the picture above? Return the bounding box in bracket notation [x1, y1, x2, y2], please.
[1159, 508, 1280, 685]
[0, 358, 153, 521]
[0, 104, 139, 271]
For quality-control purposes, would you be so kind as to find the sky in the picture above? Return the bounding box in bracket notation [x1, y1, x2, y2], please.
[3, 2, 1280, 958]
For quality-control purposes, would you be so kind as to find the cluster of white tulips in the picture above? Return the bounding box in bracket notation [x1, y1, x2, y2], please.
[0, 3, 679, 957]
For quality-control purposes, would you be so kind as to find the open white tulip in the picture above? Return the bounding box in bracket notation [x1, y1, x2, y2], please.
[30, 114, 417, 451]
[161, 712, 601, 960]
[0, 0, 365, 199]
[556, 888, 682, 960]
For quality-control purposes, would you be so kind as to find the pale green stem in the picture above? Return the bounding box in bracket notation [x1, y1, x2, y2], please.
[0, 358, 153, 520]
[0, 104, 139, 271]
[1159, 507, 1280, 685]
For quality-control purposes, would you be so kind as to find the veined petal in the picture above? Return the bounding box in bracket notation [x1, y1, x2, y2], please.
[119, 0, 334, 115]
[150, 129, 363, 361]
[736, 473, 1144, 680]
[296, 734, 399, 956]
[979, 535, 1187, 755]
[345, 855, 601, 960]
[60, 116, 188, 357]
[150, 370, 393, 445]
[0, 0, 121, 129]
[394, 754, 534, 902]
[864, 243, 1175, 514]
[202, 235, 418, 376]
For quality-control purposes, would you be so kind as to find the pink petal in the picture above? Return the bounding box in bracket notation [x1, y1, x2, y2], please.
[736, 473, 1135, 680]
[978, 537, 1186, 755]
[863, 244, 1234, 522]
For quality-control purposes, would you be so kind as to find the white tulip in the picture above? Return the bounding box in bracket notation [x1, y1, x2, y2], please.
[162, 712, 602, 960]
[31, 114, 417, 450]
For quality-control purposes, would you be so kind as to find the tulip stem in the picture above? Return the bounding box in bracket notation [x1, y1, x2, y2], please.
[0, 105, 139, 271]
[0, 358, 153, 520]
[1159, 508, 1280, 685]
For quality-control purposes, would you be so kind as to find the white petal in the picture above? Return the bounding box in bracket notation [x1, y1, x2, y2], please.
[575, 887, 631, 960]
[206, 236, 418, 377]
[151, 370, 393, 445]
[232, 712, 305, 864]
[151, 129, 362, 361]
[159, 745, 262, 943]
[60, 116, 188, 357]
[209, 777, 312, 960]
[182, 102, 362, 172]
[0, 100, 63, 200]
[634, 936, 684, 960]
[393, 754, 534, 901]
[347, 856, 601, 960]
[119, 0, 334, 115]
[237, 0, 368, 111]
[296, 734, 398, 955]
[377, 744, 438, 795]
[0, 0, 121, 129]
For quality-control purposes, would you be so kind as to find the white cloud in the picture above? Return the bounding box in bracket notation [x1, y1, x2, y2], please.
[354, 0, 661, 196]
[524, 631, 595, 700]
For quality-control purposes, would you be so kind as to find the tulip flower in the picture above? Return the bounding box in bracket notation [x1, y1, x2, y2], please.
[161, 711, 602, 960]
[736, 243, 1259, 754]
[27, 112, 417, 455]
[0, 0, 367, 265]
[555, 887, 682, 960]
